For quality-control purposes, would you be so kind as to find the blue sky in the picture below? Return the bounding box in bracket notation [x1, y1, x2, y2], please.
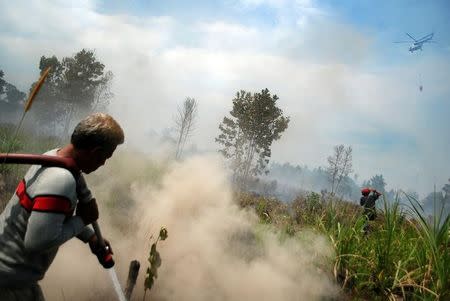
[91, 0, 450, 70]
[0, 0, 449, 196]
[95, 0, 450, 51]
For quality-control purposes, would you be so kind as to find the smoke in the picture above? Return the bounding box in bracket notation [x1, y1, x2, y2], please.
[41, 153, 338, 300]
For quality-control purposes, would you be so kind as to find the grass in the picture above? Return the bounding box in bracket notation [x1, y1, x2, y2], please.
[406, 193, 450, 300]
[237, 192, 450, 300]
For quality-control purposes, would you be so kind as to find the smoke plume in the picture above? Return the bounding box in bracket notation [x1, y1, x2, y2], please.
[42, 153, 338, 301]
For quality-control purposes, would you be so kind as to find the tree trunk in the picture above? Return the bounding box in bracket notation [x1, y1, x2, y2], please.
[241, 138, 256, 190]
[175, 123, 185, 159]
[125, 260, 141, 301]
[62, 103, 75, 140]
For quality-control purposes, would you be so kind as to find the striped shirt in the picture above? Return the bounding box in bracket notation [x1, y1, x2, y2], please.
[0, 149, 94, 287]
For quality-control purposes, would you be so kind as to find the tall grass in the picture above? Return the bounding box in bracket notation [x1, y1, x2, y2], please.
[239, 192, 450, 300]
[405, 192, 450, 300]
[320, 193, 449, 300]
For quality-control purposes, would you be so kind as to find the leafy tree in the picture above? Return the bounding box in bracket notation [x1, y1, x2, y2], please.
[443, 178, 450, 199]
[363, 174, 387, 194]
[174, 97, 197, 160]
[216, 89, 289, 190]
[441, 179, 450, 218]
[32, 49, 113, 136]
[421, 191, 444, 215]
[5, 84, 26, 106]
[0, 70, 26, 122]
[0, 70, 5, 94]
[340, 176, 356, 198]
[0, 70, 26, 105]
[419, 180, 450, 217]
[326, 144, 353, 195]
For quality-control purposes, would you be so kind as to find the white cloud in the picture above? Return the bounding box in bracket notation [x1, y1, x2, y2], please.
[0, 0, 97, 37]
[238, 0, 289, 7]
[1, 0, 449, 196]
[235, 0, 327, 29]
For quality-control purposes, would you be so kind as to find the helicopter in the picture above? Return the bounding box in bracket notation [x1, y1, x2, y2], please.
[394, 32, 435, 53]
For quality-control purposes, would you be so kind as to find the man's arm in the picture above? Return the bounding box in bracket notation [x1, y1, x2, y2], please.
[24, 197, 99, 252]
[75, 174, 96, 243]
[24, 167, 98, 253]
[371, 189, 382, 199]
[24, 208, 85, 253]
[77, 226, 96, 243]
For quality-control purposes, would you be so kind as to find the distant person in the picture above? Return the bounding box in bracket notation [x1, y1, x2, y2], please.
[360, 188, 382, 221]
[0, 113, 124, 301]
[360, 188, 382, 234]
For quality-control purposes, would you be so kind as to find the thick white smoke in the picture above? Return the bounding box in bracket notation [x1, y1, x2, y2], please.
[42, 153, 338, 300]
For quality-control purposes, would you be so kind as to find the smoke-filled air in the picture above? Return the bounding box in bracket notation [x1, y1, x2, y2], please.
[1, 1, 450, 300]
[42, 154, 337, 301]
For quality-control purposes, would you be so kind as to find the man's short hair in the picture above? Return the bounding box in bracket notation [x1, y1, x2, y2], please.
[71, 113, 124, 151]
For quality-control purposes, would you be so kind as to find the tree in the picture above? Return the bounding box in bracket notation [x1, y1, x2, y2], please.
[0, 70, 26, 122]
[363, 174, 387, 194]
[443, 178, 450, 200]
[216, 89, 289, 190]
[420, 180, 450, 217]
[174, 97, 197, 160]
[32, 49, 113, 136]
[0, 70, 5, 95]
[421, 191, 444, 215]
[0, 70, 26, 105]
[326, 144, 353, 195]
[340, 176, 355, 198]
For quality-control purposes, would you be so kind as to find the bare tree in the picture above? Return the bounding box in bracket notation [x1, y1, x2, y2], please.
[327, 144, 353, 195]
[175, 97, 197, 159]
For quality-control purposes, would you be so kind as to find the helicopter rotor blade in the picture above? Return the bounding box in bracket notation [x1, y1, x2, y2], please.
[405, 32, 417, 41]
[417, 33, 434, 42]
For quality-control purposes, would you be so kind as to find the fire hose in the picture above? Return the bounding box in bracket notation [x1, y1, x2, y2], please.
[0, 153, 78, 173]
[0, 153, 114, 269]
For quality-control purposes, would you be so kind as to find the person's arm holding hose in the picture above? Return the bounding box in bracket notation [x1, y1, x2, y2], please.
[76, 174, 114, 268]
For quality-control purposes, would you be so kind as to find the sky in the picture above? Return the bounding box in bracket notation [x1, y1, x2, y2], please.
[0, 0, 449, 196]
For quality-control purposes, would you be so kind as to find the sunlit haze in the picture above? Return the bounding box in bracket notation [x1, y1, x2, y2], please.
[1, 0, 449, 196]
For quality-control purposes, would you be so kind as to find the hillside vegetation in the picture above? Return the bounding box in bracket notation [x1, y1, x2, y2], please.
[238, 191, 450, 300]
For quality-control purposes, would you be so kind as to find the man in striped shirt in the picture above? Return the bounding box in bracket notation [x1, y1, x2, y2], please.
[0, 113, 124, 301]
